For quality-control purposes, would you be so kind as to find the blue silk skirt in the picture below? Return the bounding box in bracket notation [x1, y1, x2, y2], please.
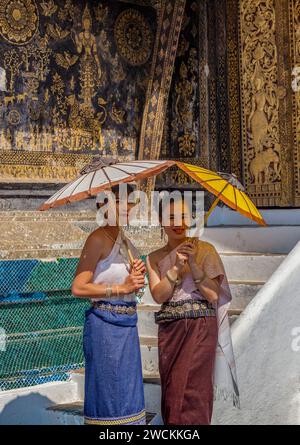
[83, 300, 145, 425]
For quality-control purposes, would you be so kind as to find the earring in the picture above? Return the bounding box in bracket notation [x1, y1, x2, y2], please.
[163, 230, 168, 245]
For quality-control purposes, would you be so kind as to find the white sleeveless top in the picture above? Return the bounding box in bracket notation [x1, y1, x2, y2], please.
[91, 231, 137, 303]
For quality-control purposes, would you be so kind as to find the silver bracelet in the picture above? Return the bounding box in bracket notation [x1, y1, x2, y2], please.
[166, 270, 182, 286]
[105, 285, 113, 298]
[194, 273, 206, 285]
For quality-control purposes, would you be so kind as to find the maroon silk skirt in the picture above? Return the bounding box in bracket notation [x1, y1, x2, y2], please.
[158, 317, 218, 425]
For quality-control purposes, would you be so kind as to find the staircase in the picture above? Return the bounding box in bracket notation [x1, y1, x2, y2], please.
[2, 211, 296, 382]
[2, 210, 300, 424]
[138, 248, 287, 379]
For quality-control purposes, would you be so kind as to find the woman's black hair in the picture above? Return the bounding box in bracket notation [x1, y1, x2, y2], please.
[158, 192, 184, 222]
[96, 183, 135, 209]
[110, 183, 135, 195]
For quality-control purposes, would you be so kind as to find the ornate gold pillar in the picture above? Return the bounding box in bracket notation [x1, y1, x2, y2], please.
[290, 0, 300, 206]
[138, 0, 186, 161]
[238, 0, 298, 207]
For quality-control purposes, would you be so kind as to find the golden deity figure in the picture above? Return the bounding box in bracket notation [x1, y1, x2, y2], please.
[73, 4, 101, 111]
[249, 76, 269, 156]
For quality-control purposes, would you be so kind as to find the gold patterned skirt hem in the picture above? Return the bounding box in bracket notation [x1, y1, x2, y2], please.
[84, 409, 146, 425]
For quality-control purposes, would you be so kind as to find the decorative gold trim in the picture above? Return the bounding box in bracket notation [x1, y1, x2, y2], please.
[0, 151, 133, 182]
[290, 0, 300, 205]
[238, 0, 282, 207]
[92, 302, 137, 316]
[198, 0, 209, 166]
[226, 0, 243, 181]
[84, 409, 146, 425]
[138, 0, 186, 161]
[275, 0, 295, 206]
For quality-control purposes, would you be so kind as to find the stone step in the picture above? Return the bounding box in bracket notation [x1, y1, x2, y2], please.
[0, 210, 95, 221]
[141, 280, 263, 308]
[0, 248, 83, 260]
[138, 306, 243, 339]
[220, 253, 285, 282]
[0, 220, 87, 252]
[140, 338, 160, 378]
[202, 226, 300, 254]
[228, 281, 263, 310]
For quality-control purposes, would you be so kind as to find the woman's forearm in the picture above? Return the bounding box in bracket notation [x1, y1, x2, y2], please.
[151, 266, 178, 304]
[190, 261, 219, 303]
[196, 278, 219, 303]
[72, 282, 129, 299]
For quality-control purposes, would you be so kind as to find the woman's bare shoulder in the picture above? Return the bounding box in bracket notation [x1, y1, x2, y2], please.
[84, 227, 107, 248]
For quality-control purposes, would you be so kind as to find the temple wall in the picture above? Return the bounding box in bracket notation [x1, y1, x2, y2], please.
[0, 0, 156, 182]
[160, 0, 300, 208]
[0, 0, 299, 208]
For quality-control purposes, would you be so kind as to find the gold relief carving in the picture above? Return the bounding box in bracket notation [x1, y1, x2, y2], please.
[248, 146, 280, 183]
[40, 0, 57, 17]
[138, 0, 186, 162]
[73, 4, 101, 111]
[7, 108, 21, 125]
[3, 49, 22, 92]
[198, 0, 209, 165]
[94, 3, 108, 23]
[57, 0, 80, 23]
[46, 23, 69, 40]
[50, 72, 67, 117]
[174, 61, 194, 131]
[226, 0, 242, 180]
[239, 0, 282, 206]
[0, 151, 133, 182]
[0, 152, 89, 181]
[0, 0, 39, 45]
[114, 9, 153, 66]
[0, 1, 153, 179]
[170, 168, 192, 186]
[273, 0, 294, 206]
[65, 94, 105, 152]
[55, 51, 79, 70]
[0, 128, 12, 150]
[110, 103, 125, 124]
[290, 0, 300, 205]
[171, 46, 198, 158]
[31, 35, 52, 82]
[178, 133, 196, 156]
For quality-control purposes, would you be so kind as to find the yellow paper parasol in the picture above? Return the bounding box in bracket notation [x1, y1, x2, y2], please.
[176, 162, 266, 226]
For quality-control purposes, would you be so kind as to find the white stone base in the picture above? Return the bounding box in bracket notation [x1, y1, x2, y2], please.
[212, 241, 300, 425]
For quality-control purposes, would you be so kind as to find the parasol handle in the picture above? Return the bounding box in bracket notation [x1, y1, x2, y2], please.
[127, 246, 135, 267]
[123, 236, 135, 268]
[204, 196, 221, 225]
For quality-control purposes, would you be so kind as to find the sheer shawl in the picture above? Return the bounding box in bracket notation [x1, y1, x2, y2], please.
[157, 240, 240, 407]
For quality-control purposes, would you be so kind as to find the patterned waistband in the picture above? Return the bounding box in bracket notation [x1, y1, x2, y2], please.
[155, 298, 216, 324]
[92, 301, 137, 316]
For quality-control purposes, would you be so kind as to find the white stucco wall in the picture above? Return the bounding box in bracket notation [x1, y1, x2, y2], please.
[208, 206, 300, 226]
[212, 241, 300, 425]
